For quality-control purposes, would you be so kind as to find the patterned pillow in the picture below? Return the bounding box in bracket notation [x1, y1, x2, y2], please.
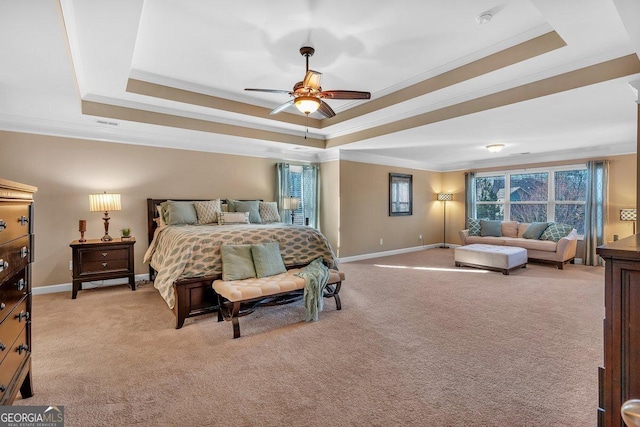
[218, 211, 250, 225]
[468, 218, 481, 236]
[540, 223, 573, 242]
[193, 199, 221, 224]
[259, 201, 281, 223]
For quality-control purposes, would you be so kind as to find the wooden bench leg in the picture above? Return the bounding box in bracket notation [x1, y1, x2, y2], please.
[231, 302, 241, 339]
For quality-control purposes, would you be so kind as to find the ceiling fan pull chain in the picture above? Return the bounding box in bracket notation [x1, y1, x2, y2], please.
[305, 114, 308, 139]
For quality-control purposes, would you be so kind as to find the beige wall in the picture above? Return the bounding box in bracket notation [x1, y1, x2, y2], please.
[338, 160, 442, 257]
[0, 131, 277, 287]
[319, 160, 340, 254]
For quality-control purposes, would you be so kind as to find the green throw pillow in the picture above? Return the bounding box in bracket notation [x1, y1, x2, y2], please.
[160, 201, 198, 225]
[220, 244, 256, 281]
[251, 242, 286, 278]
[480, 219, 502, 237]
[234, 200, 262, 224]
[522, 222, 549, 239]
[468, 218, 481, 236]
[540, 223, 573, 242]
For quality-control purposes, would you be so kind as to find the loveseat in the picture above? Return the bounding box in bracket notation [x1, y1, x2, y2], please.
[458, 220, 578, 269]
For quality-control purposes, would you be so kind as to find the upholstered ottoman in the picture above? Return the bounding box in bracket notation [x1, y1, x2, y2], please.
[455, 244, 527, 275]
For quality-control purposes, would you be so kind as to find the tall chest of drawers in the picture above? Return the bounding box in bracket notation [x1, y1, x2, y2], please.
[0, 178, 36, 405]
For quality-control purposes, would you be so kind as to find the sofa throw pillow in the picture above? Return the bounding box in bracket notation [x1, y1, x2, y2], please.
[259, 201, 281, 223]
[540, 223, 573, 242]
[218, 211, 250, 225]
[468, 218, 481, 236]
[193, 199, 221, 224]
[220, 244, 256, 281]
[501, 221, 518, 238]
[234, 200, 262, 224]
[522, 222, 549, 239]
[480, 219, 502, 237]
[160, 201, 198, 225]
[251, 242, 287, 278]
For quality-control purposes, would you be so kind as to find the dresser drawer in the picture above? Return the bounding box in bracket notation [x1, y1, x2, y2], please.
[79, 248, 128, 263]
[79, 259, 130, 275]
[0, 325, 29, 401]
[0, 203, 30, 247]
[0, 235, 31, 286]
[0, 269, 27, 324]
[0, 297, 29, 366]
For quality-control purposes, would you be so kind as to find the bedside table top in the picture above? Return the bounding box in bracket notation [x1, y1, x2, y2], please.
[70, 237, 136, 247]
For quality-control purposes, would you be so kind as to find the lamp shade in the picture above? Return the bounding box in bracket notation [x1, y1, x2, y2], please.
[621, 208, 637, 221]
[437, 193, 453, 201]
[89, 193, 121, 212]
[282, 197, 300, 210]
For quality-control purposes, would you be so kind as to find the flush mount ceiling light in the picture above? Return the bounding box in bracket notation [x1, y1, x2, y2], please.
[294, 96, 321, 114]
[477, 13, 493, 25]
[486, 144, 505, 153]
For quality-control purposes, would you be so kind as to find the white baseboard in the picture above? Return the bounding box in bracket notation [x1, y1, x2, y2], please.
[339, 243, 457, 263]
[33, 273, 150, 295]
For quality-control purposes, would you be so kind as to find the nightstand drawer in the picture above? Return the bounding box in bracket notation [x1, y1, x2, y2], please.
[0, 269, 28, 324]
[79, 259, 130, 275]
[79, 248, 128, 263]
[0, 235, 31, 286]
[0, 203, 30, 247]
[0, 325, 29, 401]
[0, 297, 28, 366]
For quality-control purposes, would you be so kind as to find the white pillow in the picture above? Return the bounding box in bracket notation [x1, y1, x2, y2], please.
[259, 201, 281, 223]
[194, 199, 221, 224]
[218, 211, 250, 225]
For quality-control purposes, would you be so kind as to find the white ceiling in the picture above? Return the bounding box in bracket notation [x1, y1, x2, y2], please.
[1, 0, 639, 171]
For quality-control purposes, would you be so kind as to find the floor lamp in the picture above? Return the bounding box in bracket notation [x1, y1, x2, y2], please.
[437, 193, 453, 248]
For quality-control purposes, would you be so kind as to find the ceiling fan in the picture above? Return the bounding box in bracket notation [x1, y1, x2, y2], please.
[245, 46, 371, 118]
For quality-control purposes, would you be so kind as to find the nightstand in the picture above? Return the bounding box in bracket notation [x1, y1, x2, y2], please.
[69, 238, 136, 299]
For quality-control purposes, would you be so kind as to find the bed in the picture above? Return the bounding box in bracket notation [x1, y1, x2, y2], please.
[144, 198, 338, 328]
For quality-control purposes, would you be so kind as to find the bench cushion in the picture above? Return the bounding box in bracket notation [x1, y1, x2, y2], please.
[213, 268, 345, 302]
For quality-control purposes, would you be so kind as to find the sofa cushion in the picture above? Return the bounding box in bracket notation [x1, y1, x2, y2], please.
[501, 221, 518, 238]
[522, 222, 550, 239]
[517, 223, 529, 238]
[540, 223, 573, 242]
[465, 236, 506, 245]
[468, 218, 481, 236]
[480, 219, 502, 237]
[506, 237, 558, 252]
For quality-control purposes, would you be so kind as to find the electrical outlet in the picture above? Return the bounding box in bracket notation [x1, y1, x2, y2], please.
[379, 238, 383, 245]
[69, 260, 73, 270]
[419, 234, 423, 240]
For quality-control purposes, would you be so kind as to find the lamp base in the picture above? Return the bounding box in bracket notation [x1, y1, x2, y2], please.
[101, 234, 113, 242]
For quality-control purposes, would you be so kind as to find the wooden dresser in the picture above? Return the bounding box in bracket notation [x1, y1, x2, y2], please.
[596, 235, 640, 427]
[0, 178, 36, 405]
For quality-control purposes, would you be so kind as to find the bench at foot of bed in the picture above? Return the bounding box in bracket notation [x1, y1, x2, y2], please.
[212, 268, 344, 338]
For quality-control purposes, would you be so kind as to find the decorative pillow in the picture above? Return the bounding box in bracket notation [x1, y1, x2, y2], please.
[218, 211, 250, 225]
[522, 222, 550, 239]
[226, 199, 239, 212]
[480, 219, 502, 237]
[251, 242, 286, 278]
[155, 205, 167, 227]
[234, 200, 262, 224]
[220, 244, 256, 281]
[160, 201, 198, 225]
[193, 199, 221, 224]
[501, 221, 518, 238]
[259, 201, 281, 223]
[468, 218, 481, 236]
[540, 223, 573, 242]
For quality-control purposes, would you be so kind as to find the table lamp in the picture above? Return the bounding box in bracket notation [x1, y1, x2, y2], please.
[89, 192, 121, 241]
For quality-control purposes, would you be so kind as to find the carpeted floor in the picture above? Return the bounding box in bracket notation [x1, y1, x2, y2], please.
[15, 248, 604, 426]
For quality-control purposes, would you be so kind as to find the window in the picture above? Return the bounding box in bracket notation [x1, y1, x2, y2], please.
[473, 166, 587, 234]
[283, 164, 318, 226]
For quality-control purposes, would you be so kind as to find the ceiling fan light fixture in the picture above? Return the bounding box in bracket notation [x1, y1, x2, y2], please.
[295, 96, 321, 114]
[486, 144, 505, 153]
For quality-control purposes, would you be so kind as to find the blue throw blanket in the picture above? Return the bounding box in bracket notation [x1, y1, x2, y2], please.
[295, 257, 330, 322]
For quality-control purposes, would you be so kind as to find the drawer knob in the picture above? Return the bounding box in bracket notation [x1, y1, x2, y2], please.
[17, 311, 30, 322]
[101, 252, 108, 257]
[0, 302, 5, 310]
[20, 246, 29, 258]
[16, 278, 25, 291]
[0, 219, 5, 231]
[19, 215, 29, 226]
[0, 384, 6, 393]
[102, 262, 108, 268]
[0, 341, 5, 351]
[0, 260, 7, 271]
[17, 343, 29, 355]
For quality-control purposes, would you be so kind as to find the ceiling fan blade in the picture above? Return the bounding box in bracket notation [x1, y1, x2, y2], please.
[269, 100, 295, 115]
[245, 88, 292, 94]
[320, 90, 371, 100]
[317, 100, 336, 118]
[303, 70, 322, 90]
